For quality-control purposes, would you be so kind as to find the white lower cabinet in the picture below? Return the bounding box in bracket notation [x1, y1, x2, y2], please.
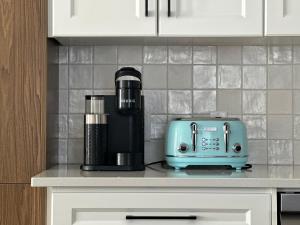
[49, 189, 272, 225]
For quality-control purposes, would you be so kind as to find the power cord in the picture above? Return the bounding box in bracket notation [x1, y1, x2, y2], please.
[145, 160, 166, 167]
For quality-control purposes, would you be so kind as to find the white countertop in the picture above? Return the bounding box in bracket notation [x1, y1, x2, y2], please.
[31, 164, 300, 188]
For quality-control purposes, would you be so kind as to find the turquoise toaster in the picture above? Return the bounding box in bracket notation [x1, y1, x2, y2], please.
[165, 117, 248, 170]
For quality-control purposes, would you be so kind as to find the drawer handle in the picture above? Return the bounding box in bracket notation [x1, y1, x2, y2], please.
[126, 215, 197, 220]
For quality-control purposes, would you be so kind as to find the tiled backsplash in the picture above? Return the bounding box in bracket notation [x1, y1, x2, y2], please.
[51, 44, 300, 165]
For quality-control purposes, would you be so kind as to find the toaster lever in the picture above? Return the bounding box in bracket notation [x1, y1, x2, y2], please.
[191, 123, 198, 152]
[223, 122, 230, 153]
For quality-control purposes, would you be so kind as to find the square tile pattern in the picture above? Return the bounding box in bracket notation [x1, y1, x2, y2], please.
[52, 44, 300, 165]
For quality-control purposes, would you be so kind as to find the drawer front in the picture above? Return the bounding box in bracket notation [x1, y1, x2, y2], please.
[51, 192, 271, 225]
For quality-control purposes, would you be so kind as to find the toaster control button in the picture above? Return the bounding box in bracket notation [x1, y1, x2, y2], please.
[178, 143, 188, 153]
[233, 143, 242, 153]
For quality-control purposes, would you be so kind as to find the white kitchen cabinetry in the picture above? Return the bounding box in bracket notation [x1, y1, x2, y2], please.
[159, 0, 263, 36]
[48, 0, 157, 37]
[265, 0, 300, 36]
[49, 0, 263, 37]
[49, 188, 271, 225]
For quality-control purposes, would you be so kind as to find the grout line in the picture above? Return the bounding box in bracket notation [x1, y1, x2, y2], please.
[241, 46, 244, 118]
[191, 46, 194, 115]
[292, 44, 295, 165]
[67, 46, 70, 164]
[266, 45, 269, 164]
[216, 46, 219, 113]
[166, 46, 169, 117]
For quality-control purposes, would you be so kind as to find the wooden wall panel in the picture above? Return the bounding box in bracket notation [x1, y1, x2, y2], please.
[0, 0, 47, 183]
[0, 184, 45, 225]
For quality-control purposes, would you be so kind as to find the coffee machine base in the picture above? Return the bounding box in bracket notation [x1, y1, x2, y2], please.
[80, 164, 145, 171]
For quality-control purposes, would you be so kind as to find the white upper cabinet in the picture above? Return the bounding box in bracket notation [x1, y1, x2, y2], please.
[48, 0, 157, 37]
[266, 0, 300, 36]
[159, 0, 263, 36]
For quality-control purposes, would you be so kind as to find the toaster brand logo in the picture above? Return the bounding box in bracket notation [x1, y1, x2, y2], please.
[204, 127, 217, 132]
[121, 99, 136, 103]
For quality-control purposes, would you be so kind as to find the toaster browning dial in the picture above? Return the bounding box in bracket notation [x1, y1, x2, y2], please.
[178, 143, 189, 153]
[233, 143, 242, 153]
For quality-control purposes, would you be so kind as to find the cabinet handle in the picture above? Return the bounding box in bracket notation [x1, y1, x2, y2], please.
[126, 215, 197, 220]
[145, 0, 149, 17]
[167, 0, 171, 17]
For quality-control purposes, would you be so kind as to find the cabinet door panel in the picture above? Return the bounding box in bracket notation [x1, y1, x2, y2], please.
[0, 184, 45, 225]
[266, 0, 300, 36]
[159, 0, 263, 36]
[0, 0, 46, 183]
[51, 191, 271, 225]
[49, 0, 157, 37]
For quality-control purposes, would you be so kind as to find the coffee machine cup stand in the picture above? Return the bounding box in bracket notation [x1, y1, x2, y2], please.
[81, 67, 145, 171]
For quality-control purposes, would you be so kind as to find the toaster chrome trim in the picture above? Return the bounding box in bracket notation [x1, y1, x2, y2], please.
[166, 155, 248, 158]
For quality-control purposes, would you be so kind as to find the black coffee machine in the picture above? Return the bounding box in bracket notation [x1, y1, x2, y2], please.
[81, 67, 145, 171]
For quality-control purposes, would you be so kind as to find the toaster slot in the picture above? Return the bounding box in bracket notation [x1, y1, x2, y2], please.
[223, 122, 230, 153]
[190, 122, 198, 152]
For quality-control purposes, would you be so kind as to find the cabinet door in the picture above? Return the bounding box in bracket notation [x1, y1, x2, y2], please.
[49, 0, 157, 37]
[50, 191, 271, 225]
[159, 0, 263, 36]
[265, 0, 300, 36]
[0, 184, 45, 225]
[0, 0, 46, 183]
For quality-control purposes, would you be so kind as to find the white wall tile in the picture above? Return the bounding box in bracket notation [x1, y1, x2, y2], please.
[69, 90, 93, 113]
[168, 46, 192, 64]
[143, 65, 167, 89]
[268, 140, 293, 165]
[243, 66, 266, 89]
[150, 115, 168, 139]
[68, 115, 84, 138]
[193, 46, 216, 64]
[69, 46, 93, 64]
[243, 91, 266, 114]
[294, 116, 300, 139]
[68, 139, 84, 164]
[268, 116, 293, 139]
[248, 140, 268, 164]
[69, 65, 93, 89]
[144, 90, 167, 114]
[268, 65, 292, 89]
[193, 65, 216, 89]
[94, 65, 116, 89]
[168, 90, 192, 114]
[118, 46, 142, 64]
[217, 90, 242, 114]
[218, 66, 241, 89]
[268, 46, 292, 64]
[243, 115, 267, 139]
[218, 46, 241, 64]
[268, 90, 292, 114]
[144, 46, 168, 64]
[243, 46, 267, 64]
[94, 46, 117, 64]
[168, 65, 192, 89]
[193, 90, 216, 113]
